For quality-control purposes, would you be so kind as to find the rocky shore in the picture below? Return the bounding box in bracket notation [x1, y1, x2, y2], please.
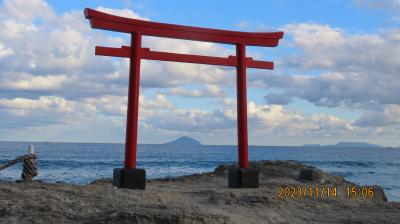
[1, 160, 399, 224]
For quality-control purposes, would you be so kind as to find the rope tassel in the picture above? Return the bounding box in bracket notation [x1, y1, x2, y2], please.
[21, 157, 38, 180]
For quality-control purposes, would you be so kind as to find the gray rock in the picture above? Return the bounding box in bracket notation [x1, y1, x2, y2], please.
[1, 160, 399, 224]
[298, 168, 324, 181]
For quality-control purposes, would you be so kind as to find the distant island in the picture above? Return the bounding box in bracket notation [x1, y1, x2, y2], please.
[302, 142, 383, 148]
[163, 136, 202, 146]
[335, 142, 382, 148]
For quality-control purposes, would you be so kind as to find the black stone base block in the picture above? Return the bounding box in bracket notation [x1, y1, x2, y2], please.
[113, 168, 146, 190]
[298, 168, 323, 181]
[228, 168, 259, 188]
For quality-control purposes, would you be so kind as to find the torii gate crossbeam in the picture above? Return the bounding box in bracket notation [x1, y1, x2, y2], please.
[84, 8, 283, 189]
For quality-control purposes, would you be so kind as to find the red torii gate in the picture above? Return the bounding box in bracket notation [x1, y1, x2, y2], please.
[84, 8, 283, 189]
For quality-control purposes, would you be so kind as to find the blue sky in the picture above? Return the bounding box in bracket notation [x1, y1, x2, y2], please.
[0, 0, 399, 146]
[49, 0, 394, 31]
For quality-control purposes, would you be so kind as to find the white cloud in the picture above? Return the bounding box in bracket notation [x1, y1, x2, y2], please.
[0, 19, 38, 39]
[0, 0, 53, 21]
[282, 23, 400, 74]
[236, 21, 250, 29]
[82, 95, 127, 116]
[138, 96, 356, 141]
[141, 94, 173, 109]
[0, 0, 234, 101]
[284, 23, 345, 50]
[143, 36, 233, 56]
[262, 23, 400, 110]
[254, 22, 400, 142]
[384, 104, 400, 123]
[166, 84, 225, 98]
[0, 42, 13, 57]
[82, 94, 173, 117]
[95, 6, 148, 20]
[354, 104, 400, 127]
[1, 73, 68, 90]
[0, 96, 96, 117]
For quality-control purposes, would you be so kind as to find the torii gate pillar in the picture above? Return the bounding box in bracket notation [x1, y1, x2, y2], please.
[227, 43, 259, 188]
[113, 32, 146, 190]
[84, 8, 283, 190]
[236, 43, 249, 170]
[125, 32, 142, 169]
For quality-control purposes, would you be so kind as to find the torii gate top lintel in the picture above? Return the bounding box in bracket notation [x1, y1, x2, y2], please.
[84, 8, 283, 181]
[84, 8, 283, 47]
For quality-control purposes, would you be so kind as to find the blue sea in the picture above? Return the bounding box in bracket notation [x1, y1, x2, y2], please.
[0, 141, 399, 201]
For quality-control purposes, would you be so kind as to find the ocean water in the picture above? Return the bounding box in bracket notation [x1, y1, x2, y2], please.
[0, 141, 399, 201]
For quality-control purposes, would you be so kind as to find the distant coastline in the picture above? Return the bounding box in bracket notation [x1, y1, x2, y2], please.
[1, 139, 398, 149]
[302, 141, 383, 148]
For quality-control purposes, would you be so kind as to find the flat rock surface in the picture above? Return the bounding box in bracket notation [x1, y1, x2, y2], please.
[1, 160, 399, 224]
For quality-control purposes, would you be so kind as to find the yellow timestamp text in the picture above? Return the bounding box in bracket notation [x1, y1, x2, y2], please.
[344, 186, 375, 198]
[277, 186, 338, 198]
[277, 185, 376, 199]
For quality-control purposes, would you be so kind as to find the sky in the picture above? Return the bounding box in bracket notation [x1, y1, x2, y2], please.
[0, 0, 399, 146]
